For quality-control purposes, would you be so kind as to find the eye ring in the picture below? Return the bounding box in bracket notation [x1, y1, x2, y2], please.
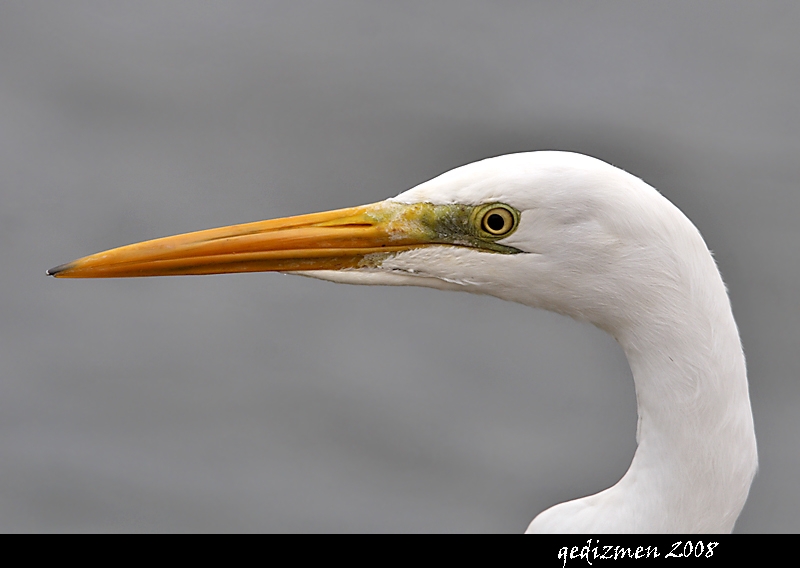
[478, 205, 517, 237]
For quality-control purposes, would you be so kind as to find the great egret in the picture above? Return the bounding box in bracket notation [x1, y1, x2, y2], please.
[49, 151, 757, 533]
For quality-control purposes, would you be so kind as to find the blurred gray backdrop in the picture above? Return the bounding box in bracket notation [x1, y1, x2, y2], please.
[2, 1, 798, 532]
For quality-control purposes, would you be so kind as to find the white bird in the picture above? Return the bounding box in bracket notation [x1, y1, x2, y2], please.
[49, 151, 757, 533]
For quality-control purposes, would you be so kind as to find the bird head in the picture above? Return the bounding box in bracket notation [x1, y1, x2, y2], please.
[49, 152, 695, 330]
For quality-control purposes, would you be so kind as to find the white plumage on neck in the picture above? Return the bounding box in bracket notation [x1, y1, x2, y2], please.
[526, 223, 755, 532]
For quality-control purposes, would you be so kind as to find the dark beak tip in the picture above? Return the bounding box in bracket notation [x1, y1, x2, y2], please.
[47, 263, 71, 277]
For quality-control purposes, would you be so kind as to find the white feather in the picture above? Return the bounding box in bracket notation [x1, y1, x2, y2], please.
[302, 151, 758, 533]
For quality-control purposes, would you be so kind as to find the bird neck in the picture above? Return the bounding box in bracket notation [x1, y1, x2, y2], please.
[616, 301, 756, 533]
[529, 254, 757, 533]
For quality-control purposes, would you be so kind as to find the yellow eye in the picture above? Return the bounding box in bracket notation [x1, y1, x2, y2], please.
[479, 206, 516, 236]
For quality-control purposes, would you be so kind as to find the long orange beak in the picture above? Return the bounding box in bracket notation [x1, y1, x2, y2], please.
[47, 202, 440, 279]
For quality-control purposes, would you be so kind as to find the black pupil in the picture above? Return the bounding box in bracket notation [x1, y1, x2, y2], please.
[486, 212, 506, 232]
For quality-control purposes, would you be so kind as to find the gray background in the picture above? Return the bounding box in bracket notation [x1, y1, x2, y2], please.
[2, 1, 798, 532]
